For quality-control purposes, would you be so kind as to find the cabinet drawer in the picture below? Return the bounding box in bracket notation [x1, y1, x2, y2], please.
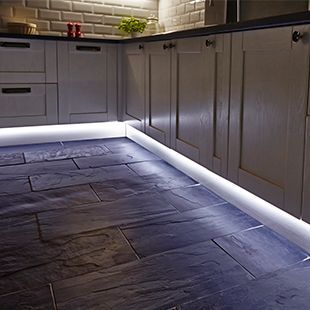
[0, 39, 45, 72]
[0, 84, 57, 127]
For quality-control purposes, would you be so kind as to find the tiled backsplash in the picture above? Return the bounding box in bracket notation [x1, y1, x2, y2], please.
[0, 0, 158, 38]
[0, 0, 206, 37]
[159, 0, 205, 32]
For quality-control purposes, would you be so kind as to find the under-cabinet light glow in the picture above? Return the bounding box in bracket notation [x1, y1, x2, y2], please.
[0, 122, 126, 147]
[126, 124, 310, 253]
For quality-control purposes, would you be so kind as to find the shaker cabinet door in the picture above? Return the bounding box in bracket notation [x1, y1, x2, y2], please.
[228, 26, 310, 217]
[122, 43, 145, 132]
[145, 41, 172, 147]
[58, 42, 117, 124]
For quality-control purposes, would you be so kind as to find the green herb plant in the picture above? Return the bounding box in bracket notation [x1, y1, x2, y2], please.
[118, 17, 147, 34]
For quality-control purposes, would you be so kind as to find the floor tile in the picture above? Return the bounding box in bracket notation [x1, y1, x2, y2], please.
[0, 228, 137, 294]
[24, 144, 110, 163]
[53, 241, 253, 310]
[177, 259, 310, 310]
[30, 164, 138, 191]
[0, 159, 77, 177]
[0, 176, 31, 196]
[161, 185, 227, 212]
[37, 192, 178, 240]
[121, 203, 261, 257]
[214, 226, 309, 277]
[0, 285, 55, 310]
[100, 137, 144, 153]
[0, 152, 24, 166]
[0, 142, 62, 154]
[0, 185, 99, 218]
[74, 150, 160, 169]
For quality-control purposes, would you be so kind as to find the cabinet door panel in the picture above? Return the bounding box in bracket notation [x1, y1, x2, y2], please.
[123, 44, 145, 131]
[229, 26, 309, 217]
[302, 117, 310, 224]
[171, 37, 206, 162]
[58, 42, 117, 124]
[145, 42, 171, 146]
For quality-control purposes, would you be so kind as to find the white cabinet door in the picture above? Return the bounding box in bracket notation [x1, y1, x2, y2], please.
[122, 43, 145, 131]
[303, 117, 310, 224]
[0, 84, 58, 128]
[228, 25, 310, 218]
[58, 42, 117, 124]
[145, 41, 172, 147]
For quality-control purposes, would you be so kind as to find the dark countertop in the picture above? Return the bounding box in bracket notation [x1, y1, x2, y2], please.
[0, 11, 309, 44]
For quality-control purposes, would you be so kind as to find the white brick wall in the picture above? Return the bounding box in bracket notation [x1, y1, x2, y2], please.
[0, 0, 158, 37]
[158, 0, 205, 32]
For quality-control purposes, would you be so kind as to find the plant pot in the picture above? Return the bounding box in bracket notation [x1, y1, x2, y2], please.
[130, 32, 141, 38]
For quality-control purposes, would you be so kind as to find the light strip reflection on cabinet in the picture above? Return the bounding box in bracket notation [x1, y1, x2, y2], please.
[0, 121, 126, 147]
[126, 124, 310, 254]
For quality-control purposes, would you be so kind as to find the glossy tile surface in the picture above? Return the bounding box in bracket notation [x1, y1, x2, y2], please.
[178, 259, 310, 310]
[122, 203, 261, 257]
[214, 226, 309, 276]
[0, 137, 309, 309]
[54, 241, 253, 310]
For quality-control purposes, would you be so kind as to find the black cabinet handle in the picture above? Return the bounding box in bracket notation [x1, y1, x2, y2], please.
[2, 87, 31, 94]
[292, 31, 303, 43]
[205, 39, 215, 47]
[169, 43, 176, 49]
[138, 44, 144, 50]
[163, 43, 169, 50]
[0, 42, 30, 48]
[76, 45, 101, 52]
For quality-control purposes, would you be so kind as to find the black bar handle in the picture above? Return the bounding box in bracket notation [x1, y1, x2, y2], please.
[0, 42, 30, 48]
[138, 44, 144, 50]
[2, 87, 31, 94]
[76, 45, 101, 52]
[163, 43, 169, 50]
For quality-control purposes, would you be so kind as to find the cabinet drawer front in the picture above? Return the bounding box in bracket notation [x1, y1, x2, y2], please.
[0, 39, 45, 72]
[0, 84, 46, 118]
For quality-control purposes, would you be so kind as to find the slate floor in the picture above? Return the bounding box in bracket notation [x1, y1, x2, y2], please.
[0, 137, 309, 310]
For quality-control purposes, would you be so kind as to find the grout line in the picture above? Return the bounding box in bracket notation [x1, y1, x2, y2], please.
[72, 157, 81, 170]
[118, 227, 141, 260]
[49, 283, 58, 310]
[212, 239, 257, 279]
[88, 183, 102, 202]
[35, 213, 44, 242]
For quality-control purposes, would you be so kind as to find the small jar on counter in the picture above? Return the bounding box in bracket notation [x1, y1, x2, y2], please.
[146, 14, 160, 35]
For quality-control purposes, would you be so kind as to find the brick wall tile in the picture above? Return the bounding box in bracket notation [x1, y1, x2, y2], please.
[26, 0, 48, 9]
[0, 5, 13, 17]
[93, 4, 113, 15]
[113, 6, 132, 16]
[39, 30, 62, 36]
[104, 15, 121, 26]
[72, 1, 93, 13]
[27, 18, 50, 30]
[14, 6, 38, 18]
[94, 24, 113, 34]
[132, 9, 150, 19]
[39, 9, 61, 20]
[190, 11, 200, 23]
[185, 3, 195, 13]
[176, 4, 185, 15]
[50, 0, 72, 11]
[50, 21, 68, 31]
[196, 0, 205, 10]
[83, 13, 103, 23]
[62, 11, 83, 22]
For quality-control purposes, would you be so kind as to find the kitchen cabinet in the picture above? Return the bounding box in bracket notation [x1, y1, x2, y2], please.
[228, 25, 310, 218]
[122, 43, 145, 132]
[303, 117, 310, 224]
[170, 35, 231, 176]
[145, 40, 172, 147]
[57, 42, 117, 124]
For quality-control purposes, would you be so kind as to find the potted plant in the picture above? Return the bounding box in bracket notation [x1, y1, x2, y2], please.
[118, 17, 147, 37]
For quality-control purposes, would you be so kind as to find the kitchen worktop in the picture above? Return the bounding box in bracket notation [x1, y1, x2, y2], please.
[0, 11, 309, 44]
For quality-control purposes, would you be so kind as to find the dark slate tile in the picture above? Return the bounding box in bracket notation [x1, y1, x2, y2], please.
[128, 161, 198, 190]
[0, 176, 31, 196]
[24, 144, 110, 163]
[0, 285, 55, 310]
[161, 185, 227, 212]
[0, 142, 62, 154]
[53, 241, 253, 310]
[0, 152, 24, 166]
[177, 259, 310, 310]
[74, 150, 160, 169]
[90, 175, 160, 202]
[30, 165, 138, 191]
[62, 138, 111, 148]
[101, 137, 144, 153]
[0, 228, 137, 295]
[0, 159, 77, 177]
[214, 226, 309, 277]
[0, 185, 99, 218]
[37, 192, 178, 240]
[121, 203, 261, 257]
